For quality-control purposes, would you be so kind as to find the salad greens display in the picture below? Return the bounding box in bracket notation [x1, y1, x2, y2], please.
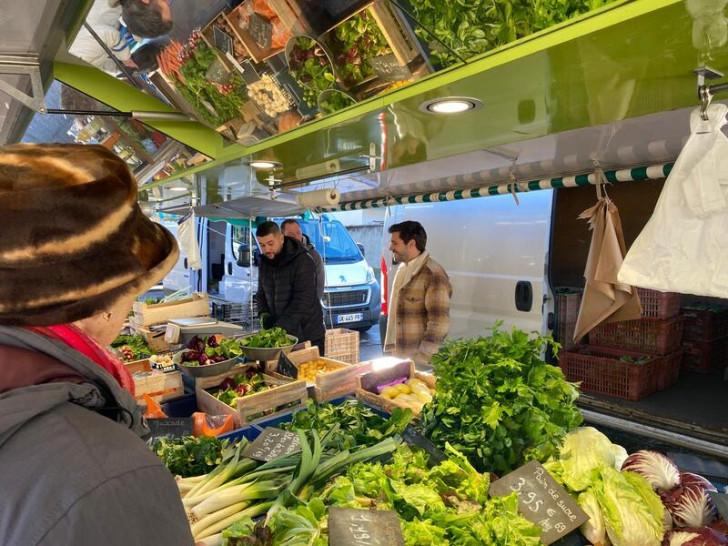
[317, 89, 355, 115]
[282, 399, 412, 450]
[213, 371, 271, 406]
[288, 37, 336, 108]
[152, 436, 229, 478]
[176, 32, 245, 126]
[111, 334, 152, 362]
[331, 11, 391, 88]
[408, 0, 612, 68]
[181, 335, 244, 367]
[266, 444, 542, 545]
[240, 327, 293, 349]
[421, 324, 582, 474]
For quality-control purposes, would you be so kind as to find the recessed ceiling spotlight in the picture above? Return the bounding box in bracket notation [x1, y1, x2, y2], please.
[419, 97, 482, 114]
[248, 160, 281, 170]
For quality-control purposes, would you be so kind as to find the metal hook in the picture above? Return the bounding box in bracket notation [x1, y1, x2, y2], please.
[508, 171, 520, 206]
[592, 159, 609, 201]
[700, 85, 713, 121]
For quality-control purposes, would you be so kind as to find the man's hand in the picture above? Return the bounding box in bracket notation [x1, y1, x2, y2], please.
[259, 312, 273, 329]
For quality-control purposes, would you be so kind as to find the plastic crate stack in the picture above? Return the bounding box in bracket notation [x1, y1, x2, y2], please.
[554, 288, 582, 352]
[680, 304, 728, 374]
[559, 288, 683, 401]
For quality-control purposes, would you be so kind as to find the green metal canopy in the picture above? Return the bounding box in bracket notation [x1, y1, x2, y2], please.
[6, 0, 726, 192]
[138, 0, 725, 189]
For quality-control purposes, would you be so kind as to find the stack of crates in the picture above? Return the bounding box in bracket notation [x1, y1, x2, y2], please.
[559, 288, 683, 400]
[554, 288, 583, 352]
[680, 304, 728, 374]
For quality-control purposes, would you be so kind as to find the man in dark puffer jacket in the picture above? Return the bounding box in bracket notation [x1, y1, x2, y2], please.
[256, 221, 326, 352]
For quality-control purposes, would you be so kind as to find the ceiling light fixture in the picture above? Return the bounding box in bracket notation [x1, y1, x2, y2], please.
[419, 97, 482, 114]
[168, 186, 188, 192]
[248, 160, 281, 170]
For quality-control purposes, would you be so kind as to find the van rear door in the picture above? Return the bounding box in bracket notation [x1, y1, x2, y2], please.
[383, 191, 553, 338]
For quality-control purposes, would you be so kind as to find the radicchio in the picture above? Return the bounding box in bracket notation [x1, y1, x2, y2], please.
[621, 450, 681, 491]
[663, 527, 728, 546]
[662, 473, 718, 528]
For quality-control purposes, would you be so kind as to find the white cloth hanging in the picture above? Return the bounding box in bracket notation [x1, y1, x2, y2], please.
[177, 212, 202, 271]
[618, 103, 728, 297]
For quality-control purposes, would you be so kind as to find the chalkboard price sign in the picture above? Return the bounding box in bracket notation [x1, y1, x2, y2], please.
[370, 54, 412, 82]
[248, 13, 272, 51]
[489, 460, 588, 545]
[243, 427, 301, 462]
[147, 417, 193, 442]
[328, 508, 404, 546]
[277, 352, 299, 379]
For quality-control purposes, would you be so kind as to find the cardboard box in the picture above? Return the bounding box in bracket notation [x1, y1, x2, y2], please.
[132, 293, 209, 327]
[196, 372, 307, 427]
[276, 346, 372, 402]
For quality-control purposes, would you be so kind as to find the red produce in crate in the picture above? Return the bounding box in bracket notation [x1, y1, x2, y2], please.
[663, 472, 719, 528]
[621, 450, 681, 492]
[663, 527, 728, 545]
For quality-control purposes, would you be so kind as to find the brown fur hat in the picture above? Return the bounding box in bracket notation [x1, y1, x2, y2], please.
[0, 143, 179, 326]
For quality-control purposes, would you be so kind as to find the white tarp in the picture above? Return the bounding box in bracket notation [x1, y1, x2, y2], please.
[619, 103, 728, 297]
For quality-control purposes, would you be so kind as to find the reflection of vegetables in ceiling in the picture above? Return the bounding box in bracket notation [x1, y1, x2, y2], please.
[317, 89, 355, 115]
[288, 37, 336, 107]
[248, 74, 292, 117]
[408, 0, 612, 68]
[167, 32, 245, 126]
[331, 11, 391, 87]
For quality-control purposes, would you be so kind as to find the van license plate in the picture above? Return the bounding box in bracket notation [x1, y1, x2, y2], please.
[337, 313, 363, 324]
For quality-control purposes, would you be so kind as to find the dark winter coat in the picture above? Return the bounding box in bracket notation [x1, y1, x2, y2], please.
[258, 237, 325, 343]
[0, 327, 194, 546]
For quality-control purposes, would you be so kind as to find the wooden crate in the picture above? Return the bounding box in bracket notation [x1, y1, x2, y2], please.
[196, 374, 307, 427]
[267, 0, 311, 34]
[124, 359, 183, 403]
[182, 363, 256, 391]
[325, 328, 360, 364]
[132, 325, 170, 353]
[281, 346, 372, 402]
[355, 359, 435, 417]
[368, 0, 422, 66]
[132, 293, 209, 327]
[224, 2, 293, 64]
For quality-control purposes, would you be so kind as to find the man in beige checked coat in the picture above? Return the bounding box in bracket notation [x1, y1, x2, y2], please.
[384, 221, 452, 366]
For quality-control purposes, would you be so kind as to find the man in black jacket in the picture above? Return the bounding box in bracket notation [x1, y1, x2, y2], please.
[256, 221, 326, 352]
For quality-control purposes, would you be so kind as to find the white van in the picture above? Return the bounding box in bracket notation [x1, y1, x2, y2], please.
[224, 216, 381, 331]
[170, 216, 381, 331]
[379, 190, 554, 340]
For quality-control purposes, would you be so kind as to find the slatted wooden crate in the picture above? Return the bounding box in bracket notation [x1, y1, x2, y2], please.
[276, 346, 372, 402]
[132, 293, 209, 327]
[124, 359, 183, 403]
[325, 328, 360, 364]
[355, 359, 435, 417]
[196, 373, 307, 427]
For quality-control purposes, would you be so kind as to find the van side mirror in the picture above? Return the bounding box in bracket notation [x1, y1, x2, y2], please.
[237, 244, 251, 267]
[356, 242, 365, 257]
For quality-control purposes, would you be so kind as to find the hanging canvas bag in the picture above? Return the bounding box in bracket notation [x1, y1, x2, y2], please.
[619, 103, 728, 297]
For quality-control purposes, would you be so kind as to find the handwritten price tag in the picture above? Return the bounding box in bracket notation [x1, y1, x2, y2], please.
[328, 508, 404, 546]
[489, 461, 587, 545]
[243, 427, 301, 462]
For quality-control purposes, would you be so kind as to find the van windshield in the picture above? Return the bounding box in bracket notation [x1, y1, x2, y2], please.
[301, 221, 362, 264]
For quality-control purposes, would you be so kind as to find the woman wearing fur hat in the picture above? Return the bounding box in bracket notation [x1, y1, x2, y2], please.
[0, 144, 193, 545]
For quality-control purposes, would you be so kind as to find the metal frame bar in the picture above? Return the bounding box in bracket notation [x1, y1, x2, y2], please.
[0, 55, 46, 112]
